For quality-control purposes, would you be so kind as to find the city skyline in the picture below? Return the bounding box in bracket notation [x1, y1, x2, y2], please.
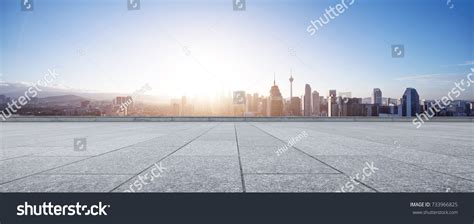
[1, 0, 473, 100]
[1, 72, 473, 102]
[1, 74, 472, 119]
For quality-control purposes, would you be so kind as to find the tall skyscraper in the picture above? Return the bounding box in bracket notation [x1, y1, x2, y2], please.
[372, 88, 382, 105]
[304, 84, 312, 116]
[290, 97, 302, 116]
[289, 74, 294, 99]
[340, 98, 365, 116]
[181, 96, 187, 115]
[246, 93, 252, 112]
[289, 72, 294, 114]
[252, 93, 259, 112]
[329, 90, 337, 98]
[268, 77, 284, 116]
[312, 90, 320, 116]
[401, 88, 420, 117]
[113, 96, 133, 115]
[328, 90, 337, 117]
[171, 102, 180, 116]
[233, 91, 246, 116]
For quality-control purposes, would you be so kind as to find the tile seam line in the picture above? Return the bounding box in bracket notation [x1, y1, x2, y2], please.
[2, 123, 156, 150]
[234, 123, 246, 193]
[3, 125, 194, 159]
[301, 124, 472, 160]
[243, 173, 343, 175]
[258, 122, 474, 188]
[2, 125, 191, 158]
[262, 123, 474, 185]
[250, 123, 380, 193]
[0, 124, 205, 186]
[379, 156, 474, 184]
[286, 124, 474, 182]
[109, 124, 217, 192]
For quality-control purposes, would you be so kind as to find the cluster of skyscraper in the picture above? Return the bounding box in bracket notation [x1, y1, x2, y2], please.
[0, 75, 472, 117]
[232, 74, 473, 118]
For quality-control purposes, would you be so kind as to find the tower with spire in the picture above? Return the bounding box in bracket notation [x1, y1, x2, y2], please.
[268, 74, 283, 116]
[289, 69, 294, 100]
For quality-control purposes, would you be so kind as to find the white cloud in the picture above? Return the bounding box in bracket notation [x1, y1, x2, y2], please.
[458, 61, 474, 66]
[394, 73, 448, 82]
[440, 60, 474, 67]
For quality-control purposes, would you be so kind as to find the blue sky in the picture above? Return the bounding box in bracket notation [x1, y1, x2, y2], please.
[1, 0, 473, 100]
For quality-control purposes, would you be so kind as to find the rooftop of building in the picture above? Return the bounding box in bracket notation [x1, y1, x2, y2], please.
[0, 120, 472, 192]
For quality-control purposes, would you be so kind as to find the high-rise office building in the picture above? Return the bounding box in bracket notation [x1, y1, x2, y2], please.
[387, 97, 396, 106]
[372, 88, 382, 105]
[289, 75, 294, 99]
[401, 88, 420, 117]
[329, 90, 337, 98]
[246, 93, 252, 112]
[261, 97, 268, 116]
[304, 84, 312, 116]
[328, 90, 337, 117]
[329, 103, 340, 117]
[181, 96, 188, 116]
[268, 77, 284, 116]
[469, 102, 473, 116]
[319, 96, 327, 116]
[114, 96, 133, 115]
[171, 103, 180, 116]
[312, 91, 320, 116]
[252, 93, 259, 112]
[232, 91, 246, 116]
[290, 97, 302, 116]
[340, 98, 364, 116]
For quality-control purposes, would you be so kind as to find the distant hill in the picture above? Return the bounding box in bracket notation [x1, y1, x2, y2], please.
[39, 95, 86, 105]
[0, 81, 168, 104]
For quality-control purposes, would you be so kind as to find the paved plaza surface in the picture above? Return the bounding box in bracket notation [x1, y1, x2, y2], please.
[0, 122, 473, 192]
